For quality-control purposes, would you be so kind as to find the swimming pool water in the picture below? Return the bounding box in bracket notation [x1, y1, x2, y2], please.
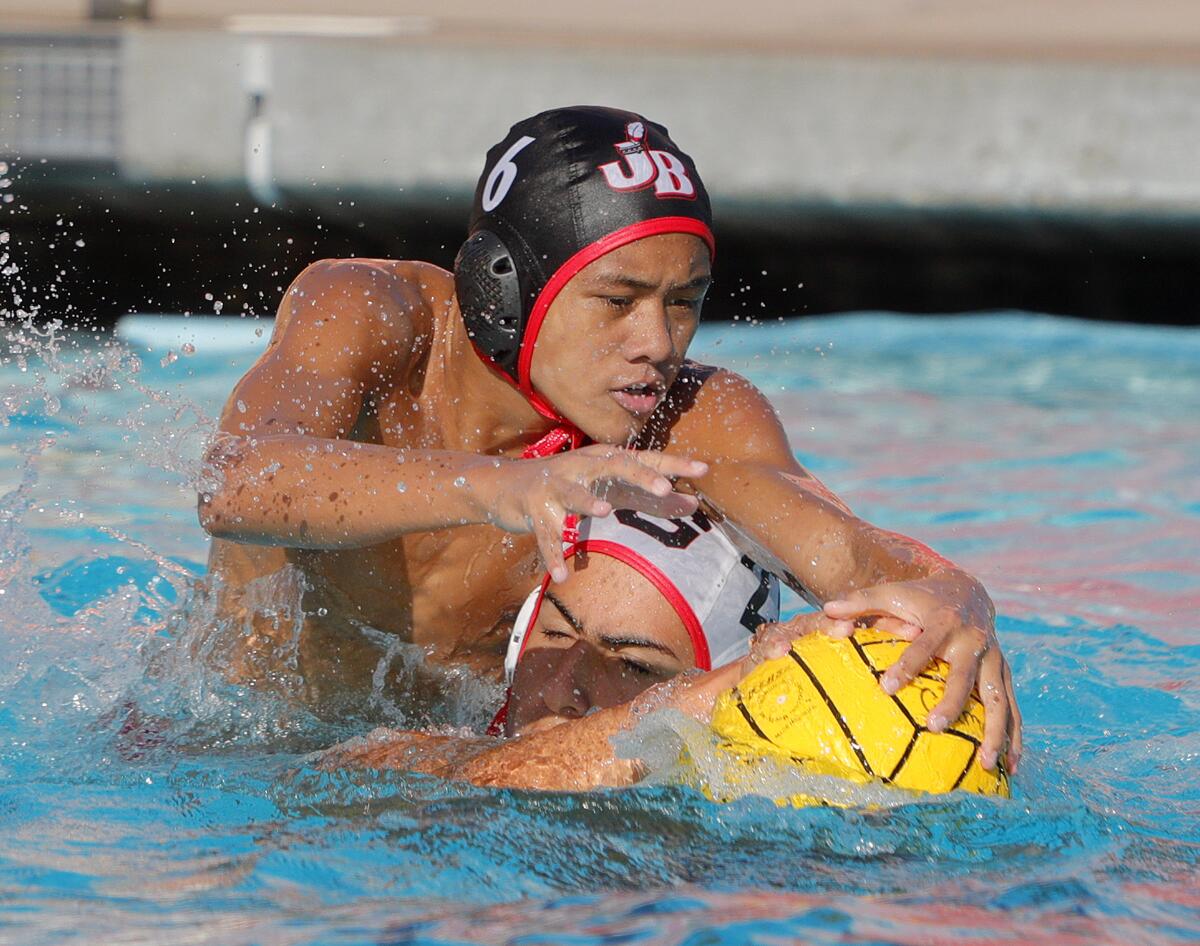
[1, 312, 1198, 945]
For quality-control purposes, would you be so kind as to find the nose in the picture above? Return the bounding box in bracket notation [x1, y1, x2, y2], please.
[539, 641, 594, 720]
[624, 301, 674, 366]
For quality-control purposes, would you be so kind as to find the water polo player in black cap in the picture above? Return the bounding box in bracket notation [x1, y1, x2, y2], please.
[202, 106, 1020, 776]
[455, 105, 714, 451]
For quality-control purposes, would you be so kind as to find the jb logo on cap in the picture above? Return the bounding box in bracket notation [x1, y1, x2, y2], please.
[599, 122, 696, 199]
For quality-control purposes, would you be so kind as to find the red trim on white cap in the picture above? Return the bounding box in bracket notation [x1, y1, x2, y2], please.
[516, 217, 717, 401]
[485, 692, 509, 736]
[491, 521, 716, 735]
[514, 573, 553, 668]
[578, 539, 710, 671]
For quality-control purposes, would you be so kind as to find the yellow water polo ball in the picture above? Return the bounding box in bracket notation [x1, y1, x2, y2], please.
[709, 627, 1009, 799]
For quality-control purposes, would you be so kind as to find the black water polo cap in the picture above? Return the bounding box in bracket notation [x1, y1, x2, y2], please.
[454, 106, 714, 420]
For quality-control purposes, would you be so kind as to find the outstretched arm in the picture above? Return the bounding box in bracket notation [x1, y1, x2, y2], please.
[325, 660, 749, 791]
[197, 259, 706, 576]
[659, 370, 1021, 773]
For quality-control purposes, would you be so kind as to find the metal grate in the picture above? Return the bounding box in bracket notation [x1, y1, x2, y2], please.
[0, 34, 120, 161]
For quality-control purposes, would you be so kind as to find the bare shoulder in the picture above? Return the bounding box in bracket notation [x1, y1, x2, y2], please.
[644, 362, 791, 463]
[272, 258, 451, 352]
[217, 258, 454, 437]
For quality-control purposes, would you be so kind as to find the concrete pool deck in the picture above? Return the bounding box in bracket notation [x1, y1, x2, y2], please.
[9, 0, 1200, 62]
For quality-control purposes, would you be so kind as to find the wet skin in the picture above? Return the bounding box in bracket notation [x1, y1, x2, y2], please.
[201, 236, 711, 715]
[201, 234, 1020, 768]
[324, 550, 747, 791]
[504, 551, 694, 737]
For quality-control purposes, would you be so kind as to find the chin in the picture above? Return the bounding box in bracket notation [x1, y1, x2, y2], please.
[571, 407, 646, 446]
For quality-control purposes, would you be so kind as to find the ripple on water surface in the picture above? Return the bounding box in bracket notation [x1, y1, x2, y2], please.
[0, 312, 1198, 945]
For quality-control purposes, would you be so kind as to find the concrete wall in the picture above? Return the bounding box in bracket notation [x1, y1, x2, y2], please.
[115, 27, 1200, 217]
[2, 16, 1197, 325]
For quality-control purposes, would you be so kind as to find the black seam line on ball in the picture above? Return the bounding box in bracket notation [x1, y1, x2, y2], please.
[951, 752, 973, 791]
[788, 649, 876, 779]
[886, 731, 920, 784]
[733, 690, 771, 743]
[733, 693, 809, 767]
[850, 635, 922, 732]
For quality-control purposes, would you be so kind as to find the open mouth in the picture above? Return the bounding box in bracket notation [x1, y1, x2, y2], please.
[611, 382, 664, 416]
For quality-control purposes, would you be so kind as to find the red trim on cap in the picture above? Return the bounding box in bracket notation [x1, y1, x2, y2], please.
[511, 535, 710, 675]
[486, 692, 510, 736]
[515, 573, 554, 668]
[496, 523, 713, 733]
[516, 217, 717, 399]
[467, 337, 587, 456]
[573, 538, 711, 671]
[467, 337, 515, 386]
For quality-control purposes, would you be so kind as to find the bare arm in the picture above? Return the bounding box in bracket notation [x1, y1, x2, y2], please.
[325, 661, 747, 791]
[664, 370, 1020, 772]
[198, 259, 707, 571]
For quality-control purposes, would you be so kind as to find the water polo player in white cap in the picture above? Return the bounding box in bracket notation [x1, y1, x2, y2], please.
[493, 509, 778, 738]
[324, 511, 813, 791]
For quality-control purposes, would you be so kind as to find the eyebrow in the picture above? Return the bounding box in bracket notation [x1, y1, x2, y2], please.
[598, 634, 681, 660]
[544, 592, 584, 634]
[543, 592, 682, 661]
[586, 273, 712, 294]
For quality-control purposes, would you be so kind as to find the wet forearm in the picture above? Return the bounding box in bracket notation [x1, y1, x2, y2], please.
[198, 434, 504, 547]
[323, 714, 641, 790]
[455, 668, 738, 791]
[457, 705, 643, 790]
[699, 459, 965, 601]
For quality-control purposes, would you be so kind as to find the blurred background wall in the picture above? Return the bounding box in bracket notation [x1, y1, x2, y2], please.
[1, 0, 1198, 326]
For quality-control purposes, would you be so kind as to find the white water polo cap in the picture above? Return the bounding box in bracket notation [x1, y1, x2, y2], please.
[504, 509, 780, 686]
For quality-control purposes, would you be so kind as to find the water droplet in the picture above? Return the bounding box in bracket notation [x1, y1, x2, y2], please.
[236, 400, 247, 414]
[181, 343, 196, 356]
[396, 481, 407, 493]
[453, 476, 467, 488]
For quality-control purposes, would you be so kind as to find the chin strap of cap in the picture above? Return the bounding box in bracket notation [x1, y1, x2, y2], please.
[521, 425, 585, 459]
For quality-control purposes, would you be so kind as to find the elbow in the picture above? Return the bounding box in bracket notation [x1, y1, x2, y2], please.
[197, 489, 237, 539]
[197, 434, 251, 538]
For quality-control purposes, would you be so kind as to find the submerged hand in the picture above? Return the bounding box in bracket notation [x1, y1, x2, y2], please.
[821, 575, 1022, 775]
[476, 446, 708, 582]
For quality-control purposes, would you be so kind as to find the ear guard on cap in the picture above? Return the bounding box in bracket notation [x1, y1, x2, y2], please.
[454, 229, 525, 378]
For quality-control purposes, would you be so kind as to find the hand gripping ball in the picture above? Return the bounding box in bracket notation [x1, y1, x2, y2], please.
[709, 628, 1009, 799]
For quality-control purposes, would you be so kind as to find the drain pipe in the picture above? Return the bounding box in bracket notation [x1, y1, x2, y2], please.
[242, 40, 281, 207]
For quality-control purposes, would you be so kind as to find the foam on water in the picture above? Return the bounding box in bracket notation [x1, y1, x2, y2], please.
[0, 309, 1198, 945]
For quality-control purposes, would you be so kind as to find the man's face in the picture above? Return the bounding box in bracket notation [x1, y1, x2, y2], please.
[505, 552, 695, 737]
[530, 233, 711, 444]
